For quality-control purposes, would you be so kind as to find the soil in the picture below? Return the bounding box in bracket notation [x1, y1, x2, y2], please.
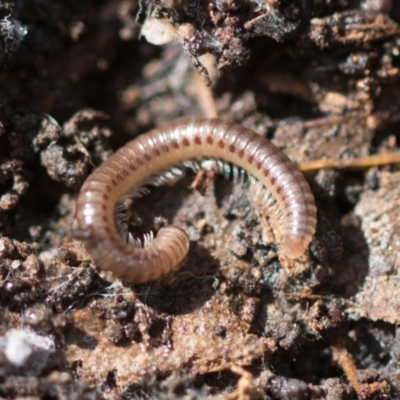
[1, 1, 400, 399]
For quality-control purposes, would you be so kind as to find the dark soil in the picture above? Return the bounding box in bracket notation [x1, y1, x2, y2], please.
[1, 1, 400, 399]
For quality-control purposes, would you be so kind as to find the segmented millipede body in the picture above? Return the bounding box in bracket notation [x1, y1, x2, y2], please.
[74, 118, 317, 283]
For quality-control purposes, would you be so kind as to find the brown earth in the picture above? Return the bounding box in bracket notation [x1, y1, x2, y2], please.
[1, 1, 400, 399]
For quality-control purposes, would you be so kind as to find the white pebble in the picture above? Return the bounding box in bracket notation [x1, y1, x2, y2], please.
[0, 329, 55, 375]
[141, 17, 175, 45]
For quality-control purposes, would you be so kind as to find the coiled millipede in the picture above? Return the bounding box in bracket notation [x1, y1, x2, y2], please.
[74, 118, 317, 283]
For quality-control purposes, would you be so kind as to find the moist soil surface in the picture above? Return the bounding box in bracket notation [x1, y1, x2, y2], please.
[1, 1, 400, 399]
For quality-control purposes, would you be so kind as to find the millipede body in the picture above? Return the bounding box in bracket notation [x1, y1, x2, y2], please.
[74, 118, 317, 283]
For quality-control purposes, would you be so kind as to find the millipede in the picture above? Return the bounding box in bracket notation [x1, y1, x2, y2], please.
[74, 118, 317, 283]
